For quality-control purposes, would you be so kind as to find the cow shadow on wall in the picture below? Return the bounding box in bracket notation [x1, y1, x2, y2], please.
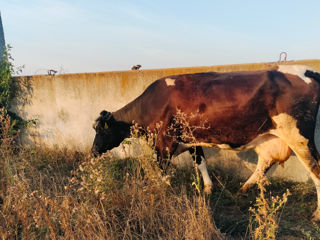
[9, 76, 37, 145]
[171, 147, 259, 180]
[203, 148, 258, 180]
[206, 148, 309, 182]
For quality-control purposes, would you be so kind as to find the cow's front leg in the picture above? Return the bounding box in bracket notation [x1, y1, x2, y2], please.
[189, 146, 213, 194]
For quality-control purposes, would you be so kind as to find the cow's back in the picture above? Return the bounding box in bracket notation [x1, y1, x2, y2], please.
[123, 69, 320, 148]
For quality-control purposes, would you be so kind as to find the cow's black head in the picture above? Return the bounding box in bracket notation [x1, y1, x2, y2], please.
[91, 110, 131, 156]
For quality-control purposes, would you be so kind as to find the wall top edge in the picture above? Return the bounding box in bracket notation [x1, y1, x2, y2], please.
[17, 59, 320, 79]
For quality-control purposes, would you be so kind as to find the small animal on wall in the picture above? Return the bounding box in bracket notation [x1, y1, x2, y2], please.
[131, 64, 142, 70]
[92, 65, 320, 221]
[48, 69, 57, 76]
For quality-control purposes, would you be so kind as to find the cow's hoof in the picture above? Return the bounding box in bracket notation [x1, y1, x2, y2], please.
[236, 190, 248, 198]
[239, 184, 250, 193]
[312, 210, 320, 222]
[203, 184, 213, 195]
[239, 187, 247, 193]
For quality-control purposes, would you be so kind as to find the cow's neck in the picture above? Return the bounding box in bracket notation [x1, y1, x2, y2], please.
[112, 100, 142, 125]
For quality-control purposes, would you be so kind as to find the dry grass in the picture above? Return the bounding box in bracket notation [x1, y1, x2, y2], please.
[1, 109, 319, 239]
[0, 153, 224, 240]
[0, 112, 224, 240]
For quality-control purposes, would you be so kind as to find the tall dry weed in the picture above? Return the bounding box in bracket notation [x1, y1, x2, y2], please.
[0, 108, 15, 209]
[248, 176, 290, 240]
[166, 108, 211, 193]
[0, 111, 225, 239]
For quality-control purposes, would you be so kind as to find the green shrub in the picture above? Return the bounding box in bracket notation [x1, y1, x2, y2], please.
[0, 45, 34, 136]
[0, 45, 14, 111]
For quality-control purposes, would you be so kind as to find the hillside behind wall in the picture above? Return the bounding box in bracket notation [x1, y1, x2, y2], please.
[11, 59, 320, 181]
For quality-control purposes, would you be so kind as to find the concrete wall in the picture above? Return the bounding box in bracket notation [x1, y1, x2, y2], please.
[12, 59, 320, 181]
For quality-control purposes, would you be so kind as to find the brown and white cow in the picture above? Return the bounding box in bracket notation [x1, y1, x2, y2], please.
[92, 65, 320, 221]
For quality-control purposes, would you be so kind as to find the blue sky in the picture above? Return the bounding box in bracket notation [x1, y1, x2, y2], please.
[1, 0, 320, 75]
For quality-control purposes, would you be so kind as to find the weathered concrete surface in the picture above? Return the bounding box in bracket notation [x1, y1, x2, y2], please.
[12, 59, 320, 182]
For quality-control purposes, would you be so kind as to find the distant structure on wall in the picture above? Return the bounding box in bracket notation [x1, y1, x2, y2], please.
[0, 12, 5, 61]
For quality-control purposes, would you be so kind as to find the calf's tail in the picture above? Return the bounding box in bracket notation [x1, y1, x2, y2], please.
[305, 70, 320, 83]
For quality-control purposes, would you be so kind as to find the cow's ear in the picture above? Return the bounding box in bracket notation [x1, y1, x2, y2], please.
[100, 110, 112, 121]
[99, 110, 116, 128]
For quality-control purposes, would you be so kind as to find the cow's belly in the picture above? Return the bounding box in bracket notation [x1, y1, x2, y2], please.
[189, 105, 273, 146]
[187, 132, 277, 152]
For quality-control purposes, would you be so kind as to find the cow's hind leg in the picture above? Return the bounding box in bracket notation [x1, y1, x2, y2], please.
[240, 155, 275, 193]
[240, 136, 291, 192]
[286, 145, 320, 221]
[287, 144, 320, 221]
[189, 146, 213, 194]
[272, 113, 320, 221]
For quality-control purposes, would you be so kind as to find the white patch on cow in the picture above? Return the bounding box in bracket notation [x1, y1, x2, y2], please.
[185, 142, 214, 148]
[269, 113, 309, 147]
[216, 144, 232, 149]
[278, 65, 314, 84]
[165, 78, 175, 86]
[197, 157, 213, 193]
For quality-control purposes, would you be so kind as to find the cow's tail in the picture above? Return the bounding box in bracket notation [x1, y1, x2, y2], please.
[308, 69, 320, 159]
[305, 70, 320, 84]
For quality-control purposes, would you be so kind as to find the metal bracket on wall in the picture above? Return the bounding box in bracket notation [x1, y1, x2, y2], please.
[278, 52, 287, 63]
